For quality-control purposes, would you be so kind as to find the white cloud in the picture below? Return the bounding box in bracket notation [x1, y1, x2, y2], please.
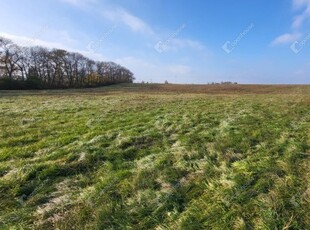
[292, 0, 310, 28]
[292, 14, 306, 28]
[60, 0, 153, 35]
[271, 33, 301, 46]
[102, 8, 153, 35]
[0, 32, 67, 49]
[0, 29, 80, 49]
[293, 0, 310, 9]
[271, 0, 310, 46]
[0, 32, 106, 61]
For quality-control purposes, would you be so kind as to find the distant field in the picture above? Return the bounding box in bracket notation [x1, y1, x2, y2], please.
[1, 83, 310, 95]
[1, 84, 310, 229]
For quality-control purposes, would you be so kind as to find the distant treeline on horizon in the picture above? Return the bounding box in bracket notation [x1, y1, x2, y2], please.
[0, 37, 134, 90]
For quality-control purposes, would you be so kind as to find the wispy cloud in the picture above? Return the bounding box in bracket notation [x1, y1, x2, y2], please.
[292, 0, 310, 28]
[271, 0, 309, 46]
[293, 0, 309, 8]
[102, 8, 154, 35]
[0, 32, 66, 49]
[60, 0, 153, 35]
[271, 33, 301, 45]
[0, 32, 106, 61]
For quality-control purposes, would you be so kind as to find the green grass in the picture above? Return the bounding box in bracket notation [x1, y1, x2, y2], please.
[0, 84, 310, 229]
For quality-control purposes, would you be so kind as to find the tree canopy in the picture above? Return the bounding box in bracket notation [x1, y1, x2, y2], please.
[0, 37, 134, 89]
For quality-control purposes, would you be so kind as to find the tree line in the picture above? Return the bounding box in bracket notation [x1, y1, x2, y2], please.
[0, 37, 134, 89]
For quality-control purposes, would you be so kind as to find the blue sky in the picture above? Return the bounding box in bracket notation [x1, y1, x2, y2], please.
[0, 0, 310, 84]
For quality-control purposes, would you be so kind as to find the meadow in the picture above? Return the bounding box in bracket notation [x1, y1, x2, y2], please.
[0, 84, 310, 229]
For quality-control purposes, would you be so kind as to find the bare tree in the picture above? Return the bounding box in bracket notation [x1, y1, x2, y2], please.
[0, 36, 135, 89]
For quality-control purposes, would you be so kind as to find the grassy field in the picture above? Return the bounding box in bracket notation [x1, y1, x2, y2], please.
[1, 84, 310, 229]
